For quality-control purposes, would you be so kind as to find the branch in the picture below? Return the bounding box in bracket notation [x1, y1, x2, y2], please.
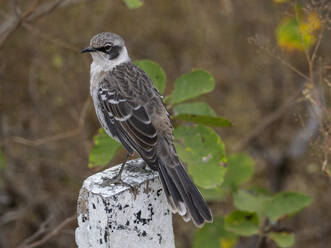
[26, 0, 66, 22]
[264, 48, 311, 82]
[17, 217, 53, 248]
[322, 158, 330, 178]
[248, 35, 311, 82]
[11, 129, 80, 146]
[0, 0, 65, 49]
[1, 97, 91, 147]
[234, 91, 305, 151]
[19, 214, 76, 248]
[287, 89, 323, 159]
[22, 22, 78, 52]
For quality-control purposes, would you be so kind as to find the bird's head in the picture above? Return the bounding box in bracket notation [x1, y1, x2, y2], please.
[81, 32, 130, 69]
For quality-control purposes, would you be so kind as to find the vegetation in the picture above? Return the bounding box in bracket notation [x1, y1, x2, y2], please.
[88, 60, 312, 247]
[0, 0, 330, 248]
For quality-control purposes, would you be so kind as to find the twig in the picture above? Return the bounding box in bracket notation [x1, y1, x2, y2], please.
[11, 129, 80, 146]
[248, 34, 311, 82]
[18, 217, 53, 248]
[2, 97, 91, 147]
[322, 158, 330, 178]
[19, 214, 76, 248]
[22, 23, 78, 52]
[0, 208, 26, 226]
[287, 87, 323, 159]
[0, 0, 40, 47]
[311, 22, 326, 68]
[234, 93, 305, 151]
[26, 0, 66, 22]
[0, 0, 66, 49]
[263, 47, 311, 82]
[294, 0, 327, 108]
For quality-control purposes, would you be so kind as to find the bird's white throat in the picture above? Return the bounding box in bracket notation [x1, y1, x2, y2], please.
[90, 46, 130, 72]
[89, 47, 130, 95]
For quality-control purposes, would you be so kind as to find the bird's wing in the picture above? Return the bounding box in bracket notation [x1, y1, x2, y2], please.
[97, 63, 212, 227]
[97, 81, 158, 163]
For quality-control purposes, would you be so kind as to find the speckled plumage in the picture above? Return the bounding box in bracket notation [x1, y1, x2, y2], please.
[93, 62, 172, 165]
[90, 32, 124, 48]
[84, 32, 212, 227]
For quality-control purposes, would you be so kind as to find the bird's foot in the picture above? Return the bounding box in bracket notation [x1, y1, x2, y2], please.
[101, 175, 131, 188]
[101, 176, 138, 196]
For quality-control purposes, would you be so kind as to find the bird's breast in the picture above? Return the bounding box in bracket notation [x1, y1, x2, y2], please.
[90, 63, 108, 97]
[89, 65, 120, 142]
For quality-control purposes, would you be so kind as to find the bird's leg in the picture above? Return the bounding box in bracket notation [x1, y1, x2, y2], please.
[101, 153, 136, 193]
[112, 152, 129, 182]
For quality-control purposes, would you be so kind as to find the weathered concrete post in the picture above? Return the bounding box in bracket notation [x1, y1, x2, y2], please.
[75, 158, 175, 248]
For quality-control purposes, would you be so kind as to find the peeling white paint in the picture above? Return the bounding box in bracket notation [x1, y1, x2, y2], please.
[75, 159, 175, 248]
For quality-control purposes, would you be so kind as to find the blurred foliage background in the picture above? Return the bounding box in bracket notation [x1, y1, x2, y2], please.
[0, 0, 330, 247]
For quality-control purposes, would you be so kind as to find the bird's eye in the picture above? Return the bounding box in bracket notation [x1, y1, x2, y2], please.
[104, 44, 112, 52]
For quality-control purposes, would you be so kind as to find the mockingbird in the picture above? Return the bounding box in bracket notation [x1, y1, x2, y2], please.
[81, 32, 212, 227]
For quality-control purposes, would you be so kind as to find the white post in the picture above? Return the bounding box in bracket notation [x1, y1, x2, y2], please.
[75, 158, 175, 248]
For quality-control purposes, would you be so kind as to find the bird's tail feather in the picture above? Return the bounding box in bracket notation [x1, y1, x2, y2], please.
[157, 157, 213, 227]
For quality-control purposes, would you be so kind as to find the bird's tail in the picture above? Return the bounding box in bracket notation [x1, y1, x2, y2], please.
[157, 156, 213, 227]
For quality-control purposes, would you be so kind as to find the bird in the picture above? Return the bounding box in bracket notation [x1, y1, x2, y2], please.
[81, 32, 212, 227]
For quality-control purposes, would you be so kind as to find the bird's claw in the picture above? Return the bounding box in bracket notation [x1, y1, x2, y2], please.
[101, 176, 137, 195]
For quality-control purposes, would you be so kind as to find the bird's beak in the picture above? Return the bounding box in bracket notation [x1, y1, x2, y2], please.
[80, 46, 96, 53]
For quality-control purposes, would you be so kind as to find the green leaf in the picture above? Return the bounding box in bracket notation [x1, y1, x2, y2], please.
[223, 153, 255, 189]
[265, 192, 312, 222]
[123, 0, 143, 9]
[193, 217, 237, 248]
[0, 149, 6, 170]
[174, 114, 231, 127]
[88, 128, 123, 168]
[269, 232, 295, 248]
[225, 211, 260, 236]
[173, 102, 217, 117]
[134, 59, 166, 94]
[170, 70, 215, 105]
[276, 15, 319, 51]
[173, 102, 231, 127]
[276, 18, 304, 51]
[233, 190, 271, 218]
[174, 125, 226, 189]
[199, 186, 225, 201]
